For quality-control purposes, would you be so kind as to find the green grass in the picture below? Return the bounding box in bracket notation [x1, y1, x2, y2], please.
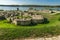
[0, 13, 60, 40]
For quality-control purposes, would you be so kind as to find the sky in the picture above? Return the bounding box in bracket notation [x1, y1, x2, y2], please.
[0, 0, 60, 5]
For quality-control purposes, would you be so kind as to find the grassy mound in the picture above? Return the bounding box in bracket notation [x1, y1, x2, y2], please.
[0, 26, 60, 40]
[0, 13, 60, 40]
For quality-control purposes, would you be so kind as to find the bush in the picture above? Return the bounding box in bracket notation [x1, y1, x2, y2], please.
[42, 18, 49, 24]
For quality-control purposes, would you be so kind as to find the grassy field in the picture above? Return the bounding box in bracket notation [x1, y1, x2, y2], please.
[0, 13, 60, 40]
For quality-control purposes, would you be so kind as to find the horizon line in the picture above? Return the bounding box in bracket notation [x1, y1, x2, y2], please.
[0, 4, 60, 6]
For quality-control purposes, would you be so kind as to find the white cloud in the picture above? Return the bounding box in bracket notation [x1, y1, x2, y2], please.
[0, 0, 21, 5]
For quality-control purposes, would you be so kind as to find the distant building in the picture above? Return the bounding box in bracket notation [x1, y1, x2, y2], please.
[17, 8, 19, 11]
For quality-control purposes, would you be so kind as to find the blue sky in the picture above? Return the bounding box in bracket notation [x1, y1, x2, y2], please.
[0, 0, 60, 5]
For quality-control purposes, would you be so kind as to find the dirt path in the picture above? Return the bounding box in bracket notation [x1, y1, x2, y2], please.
[14, 35, 60, 40]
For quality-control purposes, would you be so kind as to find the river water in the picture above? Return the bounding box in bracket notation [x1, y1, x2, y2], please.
[0, 6, 60, 11]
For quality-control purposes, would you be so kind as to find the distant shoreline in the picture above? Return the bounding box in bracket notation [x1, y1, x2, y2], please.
[0, 5, 60, 7]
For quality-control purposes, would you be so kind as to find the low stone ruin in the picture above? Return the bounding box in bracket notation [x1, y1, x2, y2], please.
[0, 8, 48, 26]
[12, 18, 31, 26]
[31, 15, 44, 24]
[11, 14, 45, 26]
